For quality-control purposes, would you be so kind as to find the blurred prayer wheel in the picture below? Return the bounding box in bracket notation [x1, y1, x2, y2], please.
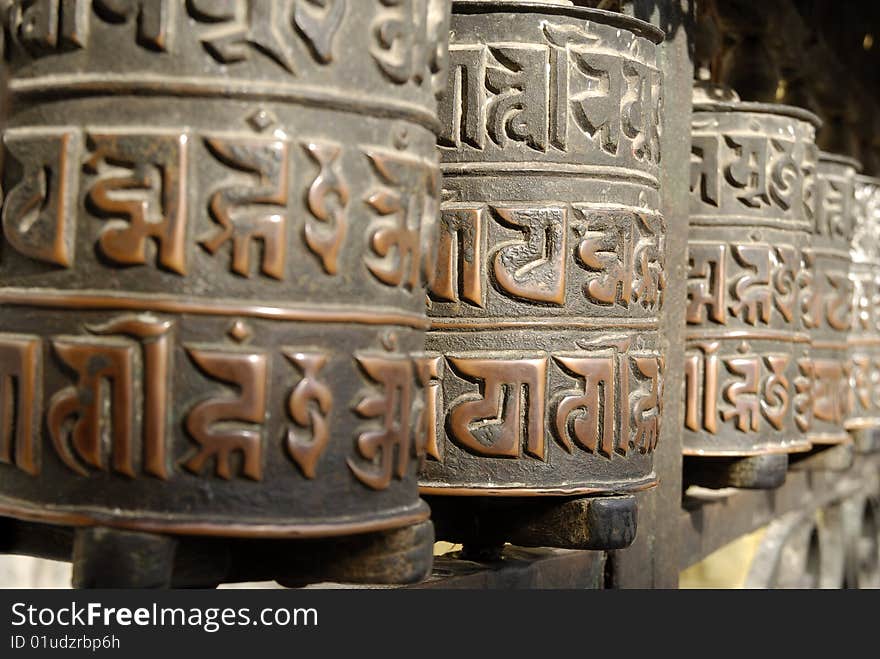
[788, 153, 860, 473]
[848, 175, 880, 454]
[420, 1, 665, 550]
[0, 0, 449, 586]
[684, 100, 820, 489]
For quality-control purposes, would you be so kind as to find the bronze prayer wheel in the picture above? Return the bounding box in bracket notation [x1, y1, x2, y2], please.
[788, 153, 860, 473]
[684, 100, 820, 489]
[420, 1, 665, 548]
[0, 0, 449, 586]
[848, 175, 880, 454]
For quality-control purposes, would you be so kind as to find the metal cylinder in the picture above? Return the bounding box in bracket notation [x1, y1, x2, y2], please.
[848, 175, 880, 453]
[0, 1, 449, 548]
[420, 2, 665, 498]
[684, 101, 820, 471]
[803, 153, 859, 449]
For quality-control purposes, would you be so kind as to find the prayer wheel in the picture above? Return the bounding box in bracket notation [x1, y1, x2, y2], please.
[788, 153, 859, 472]
[848, 175, 880, 454]
[420, 1, 665, 550]
[0, 0, 449, 586]
[684, 100, 820, 488]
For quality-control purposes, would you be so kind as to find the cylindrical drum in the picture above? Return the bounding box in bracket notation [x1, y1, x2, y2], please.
[848, 175, 880, 452]
[0, 2, 449, 543]
[684, 101, 819, 479]
[802, 153, 859, 448]
[420, 2, 665, 498]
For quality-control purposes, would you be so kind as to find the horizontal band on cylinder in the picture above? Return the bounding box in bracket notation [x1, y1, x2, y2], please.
[430, 317, 658, 330]
[810, 340, 850, 350]
[0, 497, 430, 539]
[0, 289, 430, 329]
[689, 216, 812, 230]
[440, 162, 660, 188]
[807, 433, 853, 445]
[692, 101, 822, 128]
[686, 330, 811, 343]
[818, 151, 863, 171]
[848, 337, 880, 346]
[10, 75, 442, 133]
[419, 475, 658, 497]
[682, 442, 813, 457]
[845, 419, 880, 430]
[803, 247, 853, 260]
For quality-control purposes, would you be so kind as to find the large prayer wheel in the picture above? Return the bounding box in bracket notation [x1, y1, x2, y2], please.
[420, 1, 665, 549]
[684, 100, 820, 488]
[0, 0, 449, 586]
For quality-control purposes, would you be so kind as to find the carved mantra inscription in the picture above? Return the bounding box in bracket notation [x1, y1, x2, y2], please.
[848, 178, 880, 426]
[1, 127, 438, 294]
[428, 204, 664, 311]
[687, 242, 800, 327]
[439, 24, 661, 160]
[683, 243, 825, 438]
[430, 347, 663, 463]
[685, 342, 805, 436]
[0, 320, 427, 491]
[5, 0, 449, 94]
[690, 131, 810, 214]
[685, 108, 819, 451]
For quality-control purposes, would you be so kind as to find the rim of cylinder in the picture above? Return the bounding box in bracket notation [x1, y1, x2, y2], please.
[419, 473, 659, 497]
[693, 100, 822, 129]
[0, 497, 431, 539]
[856, 174, 880, 187]
[682, 441, 814, 457]
[819, 151, 863, 172]
[451, 1, 665, 44]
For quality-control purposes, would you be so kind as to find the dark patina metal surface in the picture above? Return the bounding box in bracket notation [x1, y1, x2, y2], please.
[848, 175, 880, 453]
[684, 100, 820, 487]
[0, 0, 449, 584]
[787, 152, 859, 473]
[420, 1, 665, 508]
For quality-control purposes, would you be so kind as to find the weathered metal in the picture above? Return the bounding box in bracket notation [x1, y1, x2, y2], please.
[684, 100, 820, 488]
[848, 175, 880, 453]
[785, 152, 860, 471]
[418, 1, 665, 548]
[0, 0, 450, 585]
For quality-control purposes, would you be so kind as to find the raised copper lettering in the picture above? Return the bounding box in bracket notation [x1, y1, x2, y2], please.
[284, 350, 332, 479]
[485, 44, 548, 151]
[438, 44, 487, 149]
[349, 352, 417, 490]
[364, 149, 431, 291]
[492, 206, 567, 305]
[93, 0, 175, 51]
[303, 141, 349, 275]
[687, 242, 727, 324]
[447, 356, 548, 459]
[47, 316, 173, 479]
[84, 130, 188, 275]
[0, 335, 41, 476]
[552, 353, 615, 456]
[184, 347, 268, 481]
[414, 353, 443, 461]
[721, 355, 761, 432]
[12, 0, 89, 54]
[202, 134, 290, 280]
[428, 204, 484, 307]
[2, 128, 80, 267]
